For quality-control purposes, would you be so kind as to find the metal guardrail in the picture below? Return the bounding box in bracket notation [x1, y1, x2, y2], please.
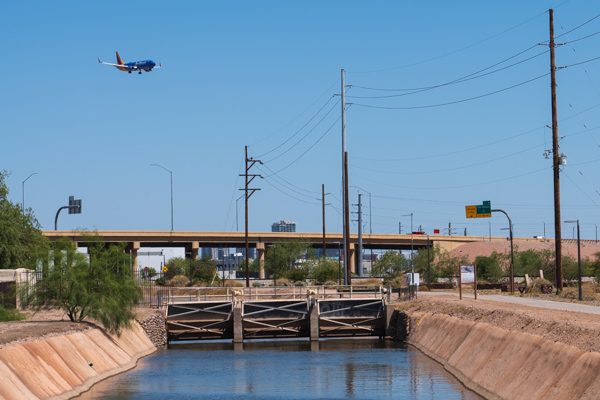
[153, 285, 391, 308]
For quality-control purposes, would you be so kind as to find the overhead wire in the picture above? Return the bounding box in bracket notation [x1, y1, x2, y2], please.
[249, 79, 339, 148]
[349, 45, 545, 96]
[264, 114, 342, 176]
[256, 95, 336, 159]
[352, 73, 548, 110]
[264, 99, 340, 163]
[351, 142, 543, 175]
[351, 166, 549, 190]
[349, 9, 548, 74]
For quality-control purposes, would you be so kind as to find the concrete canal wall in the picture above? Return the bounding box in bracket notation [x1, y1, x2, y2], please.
[397, 311, 600, 400]
[0, 322, 155, 400]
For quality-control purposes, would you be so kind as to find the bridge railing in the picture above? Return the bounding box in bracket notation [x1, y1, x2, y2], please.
[147, 284, 392, 308]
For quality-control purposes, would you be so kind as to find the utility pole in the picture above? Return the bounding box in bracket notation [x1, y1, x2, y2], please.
[341, 69, 349, 286]
[353, 194, 363, 277]
[398, 222, 401, 234]
[344, 151, 351, 285]
[239, 146, 262, 287]
[322, 184, 327, 258]
[448, 222, 452, 236]
[550, 9, 563, 293]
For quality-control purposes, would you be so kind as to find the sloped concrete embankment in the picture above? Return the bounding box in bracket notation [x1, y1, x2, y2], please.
[0, 323, 156, 400]
[395, 311, 600, 400]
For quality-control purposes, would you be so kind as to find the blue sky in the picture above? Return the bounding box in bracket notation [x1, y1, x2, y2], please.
[3, 1, 600, 240]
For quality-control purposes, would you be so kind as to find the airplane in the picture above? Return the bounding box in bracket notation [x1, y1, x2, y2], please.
[98, 51, 161, 74]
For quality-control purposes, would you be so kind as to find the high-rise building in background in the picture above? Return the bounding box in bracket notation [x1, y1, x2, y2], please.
[271, 220, 296, 232]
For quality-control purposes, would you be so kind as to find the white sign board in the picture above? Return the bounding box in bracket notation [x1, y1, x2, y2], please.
[406, 273, 420, 286]
[461, 265, 475, 283]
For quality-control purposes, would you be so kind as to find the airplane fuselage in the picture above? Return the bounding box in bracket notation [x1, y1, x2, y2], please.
[118, 60, 157, 73]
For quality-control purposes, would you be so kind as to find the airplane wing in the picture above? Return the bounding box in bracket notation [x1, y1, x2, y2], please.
[98, 58, 122, 67]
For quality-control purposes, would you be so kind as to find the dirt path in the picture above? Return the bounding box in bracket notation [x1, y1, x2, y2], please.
[0, 308, 160, 349]
[396, 293, 600, 353]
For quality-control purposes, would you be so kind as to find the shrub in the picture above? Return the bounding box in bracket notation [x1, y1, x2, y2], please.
[0, 305, 24, 322]
[223, 280, 244, 287]
[285, 266, 310, 283]
[310, 259, 340, 283]
[559, 285, 598, 301]
[167, 275, 190, 287]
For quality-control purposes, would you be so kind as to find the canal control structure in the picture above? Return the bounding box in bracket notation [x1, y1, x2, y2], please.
[165, 286, 394, 343]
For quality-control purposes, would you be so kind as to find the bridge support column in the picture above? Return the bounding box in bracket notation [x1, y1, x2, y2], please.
[257, 242, 265, 279]
[347, 243, 356, 275]
[233, 304, 243, 343]
[127, 241, 140, 274]
[191, 242, 200, 260]
[309, 298, 319, 341]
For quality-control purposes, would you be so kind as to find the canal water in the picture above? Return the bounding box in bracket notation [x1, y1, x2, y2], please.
[76, 339, 482, 400]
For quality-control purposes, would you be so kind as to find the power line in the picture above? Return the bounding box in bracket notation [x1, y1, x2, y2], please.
[349, 45, 545, 96]
[265, 115, 341, 176]
[256, 95, 336, 159]
[352, 73, 548, 110]
[249, 79, 339, 148]
[348, 10, 547, 74]
[555, 11, 600, 39]
[350, 166, 548, 190]
[264, 99, 340, 163]
[350, 143, 543, 176]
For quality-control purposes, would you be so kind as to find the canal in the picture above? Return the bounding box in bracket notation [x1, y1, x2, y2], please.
[75, 339, 482, 399]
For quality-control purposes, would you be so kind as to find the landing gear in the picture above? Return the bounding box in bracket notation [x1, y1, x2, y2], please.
[138, 71, 142, 75]
[128, 71, 132, 74]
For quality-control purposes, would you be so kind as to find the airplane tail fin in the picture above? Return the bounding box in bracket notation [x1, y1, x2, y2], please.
[116, 51, 124, 65]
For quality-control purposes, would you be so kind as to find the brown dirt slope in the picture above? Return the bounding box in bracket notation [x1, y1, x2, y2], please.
[396, 294, 600, 353]
[448, 239, 600, 263]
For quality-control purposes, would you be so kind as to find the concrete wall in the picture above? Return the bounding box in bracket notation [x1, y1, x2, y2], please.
[406, 313, 600, 400]
[0, 323, 156, 400]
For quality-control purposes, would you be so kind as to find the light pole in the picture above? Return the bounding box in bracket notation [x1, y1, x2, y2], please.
[565, 220, 582, 301]
[493, 209, 514, 293]
[235, 194, 244, 231]
[402, 213, 414, 276]
[22, 173, 37, 214]
[151, 164, 173, 231]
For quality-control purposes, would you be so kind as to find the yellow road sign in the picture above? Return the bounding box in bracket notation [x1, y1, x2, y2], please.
[466, 205, 491, 218]
[465, 205, 477, 218]
[162, 266, 168, 272]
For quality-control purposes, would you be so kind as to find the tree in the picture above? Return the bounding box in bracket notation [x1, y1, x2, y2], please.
[371, 250, 408, 280]
[263, 240, 315, 279]
[308, 258, 340, 283]
[474, 251, 505, 282]
[192, 256, 217, 284]
[22, 234, 142, 335]
[0, 170, 48, 269]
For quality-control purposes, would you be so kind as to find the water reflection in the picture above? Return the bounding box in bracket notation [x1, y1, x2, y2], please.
[76, 339, 481, 400]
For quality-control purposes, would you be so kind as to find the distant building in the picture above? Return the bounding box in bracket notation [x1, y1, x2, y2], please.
[272, 220, 296, 232]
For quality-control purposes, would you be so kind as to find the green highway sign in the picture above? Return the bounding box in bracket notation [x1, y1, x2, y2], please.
[466, 201, 491, 218]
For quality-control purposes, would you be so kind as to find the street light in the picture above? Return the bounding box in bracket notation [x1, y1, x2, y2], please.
[565, 220, 582, 301]
[235, 194, 244, 231]
[22, 173, 37, 214]
[402, 213, 414, 276]
[151, 164, 173, 231]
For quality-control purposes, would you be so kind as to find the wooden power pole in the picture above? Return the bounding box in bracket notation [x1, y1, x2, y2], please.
[550, 9, 563, 293]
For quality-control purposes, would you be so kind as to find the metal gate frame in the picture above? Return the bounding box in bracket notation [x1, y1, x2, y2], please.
[318, 298, 385, 336]
[242, 300, 310, 338]
[166, 301, 233, 341]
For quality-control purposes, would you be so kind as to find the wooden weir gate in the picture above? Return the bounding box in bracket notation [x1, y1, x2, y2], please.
[165, 289, 394, 343]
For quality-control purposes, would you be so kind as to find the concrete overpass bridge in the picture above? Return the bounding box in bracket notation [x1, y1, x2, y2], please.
[43, 230, 541, 277]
